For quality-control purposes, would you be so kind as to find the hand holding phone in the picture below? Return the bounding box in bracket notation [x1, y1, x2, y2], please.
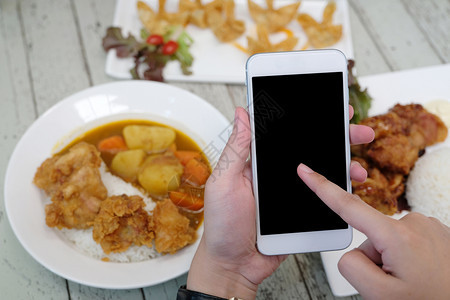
[246, 49, 352, 255]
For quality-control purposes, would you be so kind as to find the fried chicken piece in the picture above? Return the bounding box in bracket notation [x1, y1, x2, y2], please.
[34, 142, 103, 196]
[351, 112, 407, 158]
[360, 111, 409, 139]
[353, 104, 448, 175]
[153, 198, 196, 254]
[351, 104, 447, 215]
[45, 164, 107, 229]
[366, 134, 418, 175]
[390, 104, 448, 149]
[93, 195, 154, 254]
[34, 142, 107, 229]
[352, 157, 403, 215]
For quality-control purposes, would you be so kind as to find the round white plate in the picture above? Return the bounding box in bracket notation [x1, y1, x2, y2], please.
[4, 80, 230, 289]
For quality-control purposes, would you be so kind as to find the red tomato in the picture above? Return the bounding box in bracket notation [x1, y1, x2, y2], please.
[162, 41, 179, 55]
[146, 34, 164, 45]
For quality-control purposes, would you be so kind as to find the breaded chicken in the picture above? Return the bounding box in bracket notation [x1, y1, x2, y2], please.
[352, 104, 447, 214]
[153, 198, 196, 254]
[34, 142, 103, 196]
[93, 195, 154, 254]
[352, 157, 404, 215]
[45, 164, 107, 228]
[34, 142, 107, 229]
[366, 134, 418, 174]
[390, 103, 448, 149]
[353, 104, 448, 175]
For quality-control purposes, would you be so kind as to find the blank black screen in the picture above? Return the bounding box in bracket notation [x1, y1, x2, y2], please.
[252, 72, 348, 235]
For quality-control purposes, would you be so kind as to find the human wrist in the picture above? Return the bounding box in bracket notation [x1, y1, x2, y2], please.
[187, 239, 258, 300]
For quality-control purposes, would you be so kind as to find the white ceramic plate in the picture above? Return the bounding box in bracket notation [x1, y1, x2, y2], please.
[105, 0, 354, 83]
[321, 63, 450, 297]
[4, 80, 231, 289]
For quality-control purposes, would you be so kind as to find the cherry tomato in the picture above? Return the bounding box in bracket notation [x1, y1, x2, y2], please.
[162, 40, 179, 55]
[146, 34, 164, 45]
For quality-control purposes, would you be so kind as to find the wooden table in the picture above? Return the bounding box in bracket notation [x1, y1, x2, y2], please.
[1, 0, 448, 299]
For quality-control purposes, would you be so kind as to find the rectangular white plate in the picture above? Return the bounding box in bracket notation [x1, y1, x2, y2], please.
[321, 63, 450, 297]
[105, 0, 354, 83]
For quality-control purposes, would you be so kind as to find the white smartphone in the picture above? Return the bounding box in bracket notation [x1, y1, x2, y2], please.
[246, 49, 352, 255]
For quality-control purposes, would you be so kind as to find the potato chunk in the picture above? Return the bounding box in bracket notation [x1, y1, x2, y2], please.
[138, 155, 184, 196]
[123, 125, 176, 152]
[111, 149, 146, 181]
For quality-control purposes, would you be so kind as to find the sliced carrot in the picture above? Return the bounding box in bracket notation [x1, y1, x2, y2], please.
[97, 135, 128, 154]
[174, 150, 202, 165]
[169, 191, 204, 211]
[183, 158, 210, 186]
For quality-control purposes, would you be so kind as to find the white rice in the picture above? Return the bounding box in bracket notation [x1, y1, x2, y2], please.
[406, 147, 450, 226]
[60, 163, 160, 262]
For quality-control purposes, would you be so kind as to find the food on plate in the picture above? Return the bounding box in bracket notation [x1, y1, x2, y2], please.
[352, 104, 448, 215]
[406, 148, 450, 226]
[353, 104, 447, 174]
[138, 154, 184, 195]
[179, 0, 209, 28]
[205, 0, 246, 42]
[153, 198, 197, 254]
[296, 1, 342, 48]
[246, 23, 298, 55]
[247, 0, 300, 33]
[34, 119, 209, 260]
[93, 194, 154, 254]
[111, 149, 146, 181]
[351, 156, 405, 215]
[102, 26, 193, 81]
[34, 142, 107, 229]
[105, 0, 350, 81]
[123, 124, 176, 151]
[137, 0, 189, 35]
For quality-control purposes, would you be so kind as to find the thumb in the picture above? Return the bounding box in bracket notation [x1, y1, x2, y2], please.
[338, 249, 393, 298]
[212, 107, 251, 179]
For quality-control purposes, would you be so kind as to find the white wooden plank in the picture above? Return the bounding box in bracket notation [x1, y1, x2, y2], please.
[347, 0, 390, 76]
[19, 0, 91, 114]
[349, 0, 442, 71]
[67, 281, 144, 300]
[401, 0, 450, 63]
[72, 0, 117, 86]
[227, 84, 247, 109]
[295, 253, 362, 300]
[0, 1, 69, 299]
[257, 255, 310, 300]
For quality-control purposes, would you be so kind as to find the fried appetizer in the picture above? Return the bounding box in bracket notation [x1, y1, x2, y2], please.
[137, 0, 189, 35]
[247, 0, 300, 33]
[93, 195, 154, 254]
[297, 1, 342, 48]
[179, 0, 208, 28]
[246, 23, 298, 55]
[205, 0, 246, 42]
[153, 198, 196, 254]
[34, 142, 107, 229]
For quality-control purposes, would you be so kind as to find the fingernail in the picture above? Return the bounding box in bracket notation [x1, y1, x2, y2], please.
[299, 163, 314, 174]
